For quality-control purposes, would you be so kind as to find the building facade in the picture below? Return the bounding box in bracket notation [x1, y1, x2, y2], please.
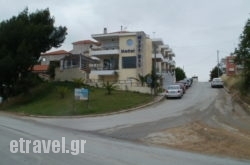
[89, 29, 152, 83]
[151, 38, 176, 86]
[219, 55, 243, 76]
[36, 28, 176, 92]
[225, 55, 243, 76]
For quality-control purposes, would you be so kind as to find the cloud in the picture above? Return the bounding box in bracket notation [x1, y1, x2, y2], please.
[0, 0, 250, 81]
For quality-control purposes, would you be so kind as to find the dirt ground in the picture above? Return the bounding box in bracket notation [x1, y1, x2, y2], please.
[142, 121, 250, 160]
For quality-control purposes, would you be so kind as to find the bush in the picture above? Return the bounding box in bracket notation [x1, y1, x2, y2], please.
[56, 86, 69, 99]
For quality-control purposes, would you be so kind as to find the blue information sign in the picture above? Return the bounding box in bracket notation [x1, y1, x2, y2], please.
[74, 88, 89, 100]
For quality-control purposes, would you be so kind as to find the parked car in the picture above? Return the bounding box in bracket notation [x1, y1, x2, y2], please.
[177, 80, 188, 89]
[165, 85, 184, 99]
[211, 78, 224, 88]
[175, 82, 186, 94]
[185, 78, 193, 87]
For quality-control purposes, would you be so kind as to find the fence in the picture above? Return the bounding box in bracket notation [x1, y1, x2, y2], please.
[87, 79, 152, 94]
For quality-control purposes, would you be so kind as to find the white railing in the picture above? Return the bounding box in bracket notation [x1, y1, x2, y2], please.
[90, 49, 119, 56]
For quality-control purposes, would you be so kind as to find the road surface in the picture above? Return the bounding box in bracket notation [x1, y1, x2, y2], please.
[0, 81, 250, 164]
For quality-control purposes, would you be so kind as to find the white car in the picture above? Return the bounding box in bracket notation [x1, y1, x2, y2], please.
[211, 78, 224, 88]
[165, 85, 184, 99]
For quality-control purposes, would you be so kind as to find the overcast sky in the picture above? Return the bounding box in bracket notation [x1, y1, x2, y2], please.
[1, 0, 250, 81]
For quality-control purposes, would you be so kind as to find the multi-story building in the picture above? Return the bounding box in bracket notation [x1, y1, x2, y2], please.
[219, 55, 243, 76]
[40, 50, 71, 66]
[35, 28, 176, 92]
[151, 38, 176, 86]
[89, 29, 152, 83]
[225, 55, 243, 76]
[151, 38, 175, 74]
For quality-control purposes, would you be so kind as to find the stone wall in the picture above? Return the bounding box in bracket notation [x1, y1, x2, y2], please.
[55, 68, 87, 81]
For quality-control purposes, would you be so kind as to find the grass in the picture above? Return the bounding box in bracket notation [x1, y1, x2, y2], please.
[1, 82, 154, 116]
[221, 74, 250, 106]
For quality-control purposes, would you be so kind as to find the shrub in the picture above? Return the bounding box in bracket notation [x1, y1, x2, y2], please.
[56, 86, 69, 99]
[102, 81, 118, 95]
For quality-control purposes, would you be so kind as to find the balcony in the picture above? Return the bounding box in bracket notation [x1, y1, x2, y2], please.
[152, 53, 164, 61]
[90, 47, 119, 56]
[169, 60, 176, 66]
[91, 70, 117, 76]
[90, 66, 118, 76]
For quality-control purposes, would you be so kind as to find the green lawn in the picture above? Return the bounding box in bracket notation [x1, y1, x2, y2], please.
[1, 82, 154, 116]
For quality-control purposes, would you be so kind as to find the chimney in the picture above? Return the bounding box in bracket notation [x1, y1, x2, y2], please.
[104, 27, 107, 34]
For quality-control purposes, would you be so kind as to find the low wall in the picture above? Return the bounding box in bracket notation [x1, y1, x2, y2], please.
[87, 80, 151, 94]
[55, 68, 87, 81]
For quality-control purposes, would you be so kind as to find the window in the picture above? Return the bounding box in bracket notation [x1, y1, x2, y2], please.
[229, 59, 234, 63]
[122, 56, 136, 68]
[103, 59, 111, 70]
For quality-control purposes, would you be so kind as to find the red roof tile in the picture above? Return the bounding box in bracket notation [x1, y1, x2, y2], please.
[32, 65, 49, 72]
[41, 50, 70, 56]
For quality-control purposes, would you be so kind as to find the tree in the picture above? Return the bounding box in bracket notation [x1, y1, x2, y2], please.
[130, 74, 150, 86]
[138, 74, 146, 86]
[0, 8, 67, 96]
[209, 66, 223, 81]
[175, 67, 186, 81]
[234, 18, 250, 92]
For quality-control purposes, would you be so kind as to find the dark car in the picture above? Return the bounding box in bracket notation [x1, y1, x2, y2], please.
[175, 82, 186, 94]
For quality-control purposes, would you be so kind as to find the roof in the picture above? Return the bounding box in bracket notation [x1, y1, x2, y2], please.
[32, 65, 49, 72]
[72, 40, 101, 46]
[41, 50, 71, 56]
[109, 31, 131, 34]
[91, 31, 138, 40]
[152, 38, 164, 46]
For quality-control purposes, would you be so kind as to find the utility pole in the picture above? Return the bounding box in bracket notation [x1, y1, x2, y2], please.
[217, 50, 220, 77]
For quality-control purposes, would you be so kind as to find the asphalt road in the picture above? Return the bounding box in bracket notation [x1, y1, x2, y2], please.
[0, 81, 250, 164]
[1, 113, 250, 165]
[27, 81, 217, 131]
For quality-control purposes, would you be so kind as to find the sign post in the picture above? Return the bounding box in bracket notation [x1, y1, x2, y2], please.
[74, 88, 89, 109]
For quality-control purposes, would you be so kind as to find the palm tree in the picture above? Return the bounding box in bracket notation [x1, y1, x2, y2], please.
[72, 78, 84, 88]
[102, 81, 118, 95]
[138, 74, 146, 86]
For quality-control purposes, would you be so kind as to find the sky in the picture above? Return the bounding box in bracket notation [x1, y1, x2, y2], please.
[0, 0, 250, 81]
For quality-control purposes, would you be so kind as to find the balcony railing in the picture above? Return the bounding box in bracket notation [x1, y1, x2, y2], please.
[90, 47, 120, 56]
[169, 60, 176, 66]
[90, 66, 119, 71]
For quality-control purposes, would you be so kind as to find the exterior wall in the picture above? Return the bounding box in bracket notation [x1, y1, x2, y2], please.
[55, 67, 87, 81]
[89, 32, 153, 82]
[89, 73, 99, 80]
[100, 75, 118, 82]
[118, 85, 151, 94]
[41, 54, 66, 65]
[118, 69, 137, 80]
[118, 35, 137, 80]
[144, 38, 153, 75]
[71, 44, 90, 55]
